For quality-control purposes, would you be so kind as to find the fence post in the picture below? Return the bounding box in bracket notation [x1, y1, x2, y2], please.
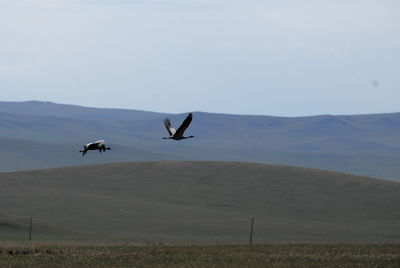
[28, 216, 32, 241]
[249, 218, 254, 245]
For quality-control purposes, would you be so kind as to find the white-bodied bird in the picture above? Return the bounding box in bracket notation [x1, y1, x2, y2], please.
[80, 140, 111, 156]
[163, 113, 194, 140]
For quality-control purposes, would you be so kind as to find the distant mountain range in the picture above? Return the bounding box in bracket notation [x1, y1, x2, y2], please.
[0, 100, 400, 181]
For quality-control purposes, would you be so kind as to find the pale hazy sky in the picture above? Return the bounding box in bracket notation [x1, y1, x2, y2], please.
[0, 0, 399, 116]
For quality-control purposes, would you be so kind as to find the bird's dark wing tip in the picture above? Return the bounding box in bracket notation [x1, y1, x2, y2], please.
[164, 118, 171, 125]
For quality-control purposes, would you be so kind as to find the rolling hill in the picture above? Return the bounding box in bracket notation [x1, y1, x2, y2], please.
[0, 161, 399, 243]
[1, 101, 400, 181]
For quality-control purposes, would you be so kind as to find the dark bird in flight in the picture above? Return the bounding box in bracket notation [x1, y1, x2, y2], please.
[163, 113, 194, 140]
[80, 140, 111, 156]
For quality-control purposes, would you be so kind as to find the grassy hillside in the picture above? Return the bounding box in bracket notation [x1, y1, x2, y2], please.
[0, 161, 399, 243]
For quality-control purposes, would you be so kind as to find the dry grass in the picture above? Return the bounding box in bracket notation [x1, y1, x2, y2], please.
[0, 243, 399, 267]
[2, 162, 400, 243]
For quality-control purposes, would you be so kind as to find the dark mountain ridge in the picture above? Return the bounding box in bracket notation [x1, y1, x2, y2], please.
[0, 100, 166, 122]
[0, 100, 399, 181]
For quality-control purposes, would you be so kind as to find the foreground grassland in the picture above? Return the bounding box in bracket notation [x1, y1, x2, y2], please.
[0, 243, 399, 268]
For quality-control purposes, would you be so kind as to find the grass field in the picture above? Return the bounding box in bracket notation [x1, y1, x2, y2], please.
[1, 161, 400, 243]
[0, 243, 399, 267]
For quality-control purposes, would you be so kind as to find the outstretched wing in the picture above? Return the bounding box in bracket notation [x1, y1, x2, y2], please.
[175, 113, 192, 138]
[164, 118, 176, 136]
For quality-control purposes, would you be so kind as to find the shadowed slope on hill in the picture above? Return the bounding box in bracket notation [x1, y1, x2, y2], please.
[0, 161, 399, 243]
[0, 137, 185, 172]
